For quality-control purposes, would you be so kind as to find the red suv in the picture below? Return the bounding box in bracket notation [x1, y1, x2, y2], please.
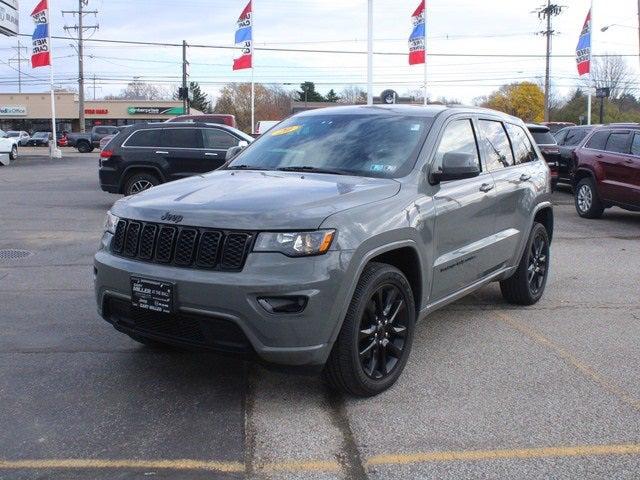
[573, 125, 640, 218]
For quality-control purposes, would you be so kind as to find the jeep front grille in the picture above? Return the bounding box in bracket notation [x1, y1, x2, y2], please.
[111, 219, 254, 271]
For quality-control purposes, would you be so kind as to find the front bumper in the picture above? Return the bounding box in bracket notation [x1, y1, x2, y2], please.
[94, 241, 353, 367]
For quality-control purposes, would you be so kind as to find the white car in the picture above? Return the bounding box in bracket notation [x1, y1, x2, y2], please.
[7, 130, 30, 146]
[0, 129, 19, 166]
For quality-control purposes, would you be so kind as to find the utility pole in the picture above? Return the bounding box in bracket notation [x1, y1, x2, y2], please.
[637, 0, 640, 71]
[62, 1, 99, 132]
[536, 1, 564, 122]
[182, 40, 190, 115]
[8, 41, 29, 94]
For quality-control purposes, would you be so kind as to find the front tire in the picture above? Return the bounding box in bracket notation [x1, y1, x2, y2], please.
[123, 172, 160, 196]
[325, 262, 416, 397]
[9, 145, 17, 161]
[575, 177, 604, 218]
[77, 141, 92, 153]
[500, 222, 550, 306]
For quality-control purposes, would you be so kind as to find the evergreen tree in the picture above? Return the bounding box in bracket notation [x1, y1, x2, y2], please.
[297, 82, 325, 102]
[325, 89, 340, 102]
[189, 81, 212, 113]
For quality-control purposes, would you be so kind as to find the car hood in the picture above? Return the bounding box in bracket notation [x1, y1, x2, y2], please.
[112, 169, 401, 230]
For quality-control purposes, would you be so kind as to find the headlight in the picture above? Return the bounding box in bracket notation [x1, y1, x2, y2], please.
[254, 230, 335, 257]
[104, 211, 120, 234]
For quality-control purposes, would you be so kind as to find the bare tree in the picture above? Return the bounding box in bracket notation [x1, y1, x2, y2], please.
[104, 80, 171, 101]
[586, 55, 634, 99]
[338, 85, 366, 104]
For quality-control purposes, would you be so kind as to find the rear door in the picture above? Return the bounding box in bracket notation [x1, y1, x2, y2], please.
[598, 130, 633, 203]
[478, 119, 536, 267]
[622, 131, 640, 207]
[201, 127, 241, 172]
[120, 128, 162, 177]
[157, 127, 204, 180]
[430, 117, 499, 301]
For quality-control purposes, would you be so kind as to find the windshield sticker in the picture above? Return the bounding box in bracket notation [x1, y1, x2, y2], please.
[411, 124, 421, 131]
[271, 125, 301, 136]
[370, 164, 385, 172]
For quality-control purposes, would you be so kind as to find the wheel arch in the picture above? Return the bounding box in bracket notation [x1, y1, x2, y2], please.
[119, 165, 166, 193]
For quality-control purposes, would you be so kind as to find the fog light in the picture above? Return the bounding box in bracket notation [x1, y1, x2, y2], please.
[258, 296, 308, 314]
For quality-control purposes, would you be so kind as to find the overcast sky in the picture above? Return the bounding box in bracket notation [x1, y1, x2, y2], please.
[0, 0, 638, 103]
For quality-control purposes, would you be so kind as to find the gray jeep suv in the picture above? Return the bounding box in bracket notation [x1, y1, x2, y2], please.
[95, 105, 553, 396]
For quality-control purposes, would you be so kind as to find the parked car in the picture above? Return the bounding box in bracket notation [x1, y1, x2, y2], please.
[573, 124, 640, 218]
[67, 125, 120, 153]
[27, 131, 52, 147]
[527, 124, 559, 190]
[255, 120, 280, 136]
[0, 129, 19, 165]
[167, 114, 236, 128]
[99, 122, 253, 196]
[553, 125, 596, 184]
[7, 130, 30, 146]
[541, 121, 575, 134]
[95, 105, 553, 397]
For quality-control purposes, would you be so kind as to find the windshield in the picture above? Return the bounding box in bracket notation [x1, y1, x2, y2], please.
[6, 132, 19, 137]
[531, 131, 556, 145]
[228, 113, 432, 178]
[33, 132, 49, 139]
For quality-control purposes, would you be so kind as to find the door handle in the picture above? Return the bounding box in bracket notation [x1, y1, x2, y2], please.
[624, 158, 634, 164]
[205, 152, 219, 157]
[519, 173, 532, 181]
[155, 150, 168, 155]
[479, 183, 494, 193]
[595, 153, 604, 158]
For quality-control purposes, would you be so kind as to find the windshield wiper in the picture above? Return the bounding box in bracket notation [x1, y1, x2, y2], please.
[276, 166, 351, 175]
[227, 164, 270, 171]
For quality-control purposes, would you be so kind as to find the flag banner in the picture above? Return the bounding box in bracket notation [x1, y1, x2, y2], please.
[576, 9, 591, 76]
[409, 0, 425, 65]
[233, 0, 252, 70]
[31, 0, 51, 68]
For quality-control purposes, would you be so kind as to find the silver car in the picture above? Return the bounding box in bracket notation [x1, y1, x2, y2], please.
[94, 105, 553, 396]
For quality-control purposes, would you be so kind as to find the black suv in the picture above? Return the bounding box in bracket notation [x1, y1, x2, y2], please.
[99, 123, 253, 196]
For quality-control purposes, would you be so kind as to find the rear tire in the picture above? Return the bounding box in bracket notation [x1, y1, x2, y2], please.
[123, 172, 160, 196]
[575, 177, 604, 218]
[77, 141, 92, 153]
[324, 262, 416, 397]
[9, 145, 17, 161]
[500, 222, 550, 306]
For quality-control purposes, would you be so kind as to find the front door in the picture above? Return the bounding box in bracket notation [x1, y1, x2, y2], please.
[430, 117, 499, 301]
[598, 130, 635, 205]
[624, 132, 640, 207]
[201, 127, 241, 172]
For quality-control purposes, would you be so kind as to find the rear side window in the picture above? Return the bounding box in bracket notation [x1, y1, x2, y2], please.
[632, 133, 640, 156]
[506, 124, 538, 164]
[605, 132, 630, 154]
[125, 129, 161, 147]
[478, 120, 515, 171]
[203, 128, 239, 150]
[432, 119, 481, 173]
[160, 128, 203, 149]
[585, 131, 609, 150]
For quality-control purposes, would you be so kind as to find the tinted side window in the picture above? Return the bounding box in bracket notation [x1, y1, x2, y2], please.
[632, 133, 640, 156]
[126, 129, 161, 147]
[203, 128, 238, 150]
[478, 120, 515, 171]
[585, 131, 609, 150]
[566, 129, 588, 146]
[432, 119, 480, 174]
[605, 132, 630, 154]
[506, 124, 537, 164]
[160, 128, 203, 149]
[95, 127, 109, 135]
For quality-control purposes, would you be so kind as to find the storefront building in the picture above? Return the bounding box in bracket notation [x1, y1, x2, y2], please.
[0, 92, 197, 133]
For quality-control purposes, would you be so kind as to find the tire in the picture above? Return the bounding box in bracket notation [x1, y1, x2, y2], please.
[77, 141, 92, 153]
[324, 262, 416, 397]
[9, 145, 17, 161]
[123, 172, 160, 196]
[575, 177, 604, 218]
[500, 222, 550, 306]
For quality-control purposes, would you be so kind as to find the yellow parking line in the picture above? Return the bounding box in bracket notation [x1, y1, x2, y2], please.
[366, 443, 640, 466]
[0, 459, 245, 473]
[257, 459, 341, 473]
[495, 311, 640, 412]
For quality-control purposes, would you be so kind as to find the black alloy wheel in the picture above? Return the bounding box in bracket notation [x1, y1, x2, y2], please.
[527, 233, 548, 296]
[358, 284, 408, 379]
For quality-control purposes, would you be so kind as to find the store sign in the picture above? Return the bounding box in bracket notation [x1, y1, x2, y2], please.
[0, 105, 27, 116]
[85, 108, 109, 115]
[127, 106, 185, 116]
[0, 0, 19, 36]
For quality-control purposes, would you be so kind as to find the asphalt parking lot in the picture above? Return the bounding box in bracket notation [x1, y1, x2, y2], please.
[1, 151, 639, 479]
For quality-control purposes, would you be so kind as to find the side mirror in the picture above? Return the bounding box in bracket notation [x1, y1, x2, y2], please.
[225, 145, 244, 160]
[238, 140, 249, 148]
[431, 152, 480, 183]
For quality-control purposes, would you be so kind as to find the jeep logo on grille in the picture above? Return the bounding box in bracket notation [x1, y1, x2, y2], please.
[161, 212, 184, 224]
